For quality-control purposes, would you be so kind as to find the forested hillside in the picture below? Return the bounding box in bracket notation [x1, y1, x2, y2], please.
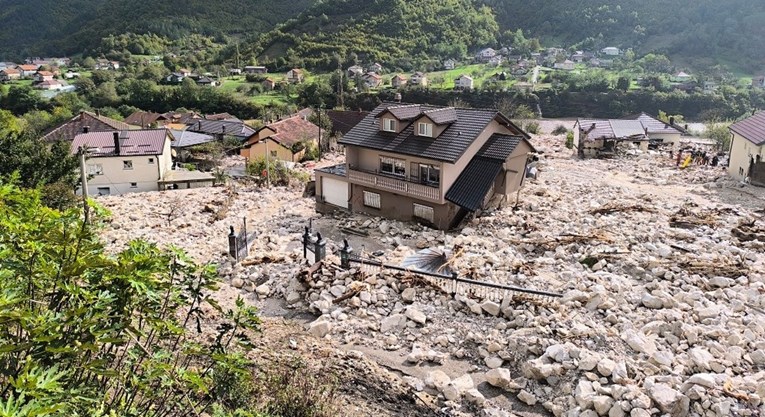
[239, 0, 498, 71]
[0, 0, 312, 58]
[482, 0, 765, 71]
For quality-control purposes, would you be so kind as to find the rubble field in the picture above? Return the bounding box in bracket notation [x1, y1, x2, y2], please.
[99, 129, 765, 417]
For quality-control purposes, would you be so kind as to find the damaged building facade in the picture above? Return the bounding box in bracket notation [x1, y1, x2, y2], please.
[573, 113, 686, 158]
[314, 103, 536, 230]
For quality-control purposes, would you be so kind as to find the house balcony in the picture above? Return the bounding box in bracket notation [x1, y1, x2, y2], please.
[347, 165, 441, 203]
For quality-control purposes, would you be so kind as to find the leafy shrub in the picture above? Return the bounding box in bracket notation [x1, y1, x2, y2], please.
[552, 124, 568, 135]
[525, 121, 540, 134]
[565, 131, 574, 149]
[246, 157, 307, 186]
[0, 181, 260, 416]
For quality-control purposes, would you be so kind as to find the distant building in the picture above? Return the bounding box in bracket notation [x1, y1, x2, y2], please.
[475, 48, 497, 62]
[409, 72, 428, 87]
[347, 65, 364, 77]
[287, 68, 304, 84]
[553, 60, 575, 71]
[454, 74, 473, 90]
[728, 112, 765, 185]
[362, 72, 383, 88]
[671, 71, 693, 83]
[391, 74, 408, 88]
[443, 59, 457, 70]
[241, 115, 322, 163]
[601, 47, 620, 56]
[369, 63, 383, 73]
[0, 68, 21, 81]
[244, 66, 267, 74]
[229, 68, 242, 75]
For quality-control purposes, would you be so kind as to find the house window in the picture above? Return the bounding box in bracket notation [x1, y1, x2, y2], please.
[148, 158, 155, 164]
[380, 156, 406, 177]
[363, 191, 381, 208]
[97, 187, 110, 196]
[419, 164, 440, 186]
[123, 160, 133, 170]
[130, 182, 137, 188]
[418, 122, 433, 137]
[270, 150, 278, 157]
[87, 164, 103, 176]
[382, 118, 397, 132]
[413, 203, 434, 223]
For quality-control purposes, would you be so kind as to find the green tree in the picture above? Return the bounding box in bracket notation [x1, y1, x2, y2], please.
[1, 86, 44, 115]
[0, 182, 261, 416]
[616, 76, 631, 91]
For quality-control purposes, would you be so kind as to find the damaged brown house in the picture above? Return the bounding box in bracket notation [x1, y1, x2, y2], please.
[314, 103, 536, 229]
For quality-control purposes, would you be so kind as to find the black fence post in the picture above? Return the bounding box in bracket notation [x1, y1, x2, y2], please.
[303, 226, 311, 260]
[314, 232, 326, 264]
[242, 217, 249, 259]
[339, 238, 352, 269]
[228, 225, 238, 260]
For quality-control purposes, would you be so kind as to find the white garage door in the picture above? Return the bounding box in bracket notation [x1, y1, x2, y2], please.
[322, 177, 348, 208]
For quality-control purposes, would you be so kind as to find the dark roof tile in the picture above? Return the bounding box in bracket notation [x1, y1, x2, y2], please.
[42, 111, 133, 142]
[730, 112, 765, 146]
[445, 157, 503, 211]
[340, 103, 527, 163]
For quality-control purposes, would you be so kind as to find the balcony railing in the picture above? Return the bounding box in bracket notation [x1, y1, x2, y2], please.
[348, 166, 441, 203]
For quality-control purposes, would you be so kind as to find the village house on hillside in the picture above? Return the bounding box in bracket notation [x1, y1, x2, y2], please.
[42, 111, 134, 143]
[443, 59, 457, 70]
[244, 66, 267, 74]
[475, 48, 497, 62]
[728, 112, 765, 186]
[0, 68, 21, 81]
[326, 110, 369, 137]
[369, 63, 383, 73]
[124, 111, 166, 128]
[409, 72, 428, 87]
[347, 65, 364, 77]
[17, 64, 40, 78]
[240, 115, 322, 163]
[391, 74, 407, 88]
[314, 103, 536, 230]
[454, 74, 473, 90]
[362, 72, 382, 88]
[287, 68, 304, 84]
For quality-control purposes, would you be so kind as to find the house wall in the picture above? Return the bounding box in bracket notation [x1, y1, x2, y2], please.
[84, 153, 163, 195]
[159, 138, 173, 179]
[650, 132, 683, 147]
[347, 184, 457, 230]
[242, 138, 296, 162]
[728, 132, 765, 180]
[441, 119, 514, 191]
[499, 143, 533, 194]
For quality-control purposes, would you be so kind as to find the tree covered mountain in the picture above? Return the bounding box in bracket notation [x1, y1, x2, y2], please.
[0, 0, 763, 72]
[0, 0, 313, 58]
[482, 0, 765, 71]
[237, 0, 498, 71]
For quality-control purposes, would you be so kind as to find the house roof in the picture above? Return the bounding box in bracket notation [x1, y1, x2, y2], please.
[340, 102, 528, 163]
[17, 64, 39, 71]
[363, 72, 382, 79]
[289, 68, 303, 74]
[36, 71, 53, 76]
[71, 129, 170, 157]
[42, 111, 133, 142]
[1, 68, 20, 74]
[124, 111, 164, 127]
[326, 110, 369, 135]
[205, 112, 239, 121]
[251, 115, 321, 148]
[169, 129, 216, 148]
[445, 133, 527, 212]
[729, 112, 765, 146]
[188, 119, 256, 139]
[163, 111, 202, 125]
[422, 107, 458, 125]
[629, 112, 685, 134]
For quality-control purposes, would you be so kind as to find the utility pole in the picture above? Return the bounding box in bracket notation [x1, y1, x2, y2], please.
[78, 147, 90, 224]
[317, 105, 323, 161]
[337, 61, 344, 110]
[265, 139, 270, 188]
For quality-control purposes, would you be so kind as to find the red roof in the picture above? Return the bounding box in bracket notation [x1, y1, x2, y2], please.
[730, 112, 765, 146]
[252, 115, 321, 148]
[17, 64, 39, 71]
[35, 71, 54, 76]
[1, 68, 20, 74]
[71, 129, 170, 157]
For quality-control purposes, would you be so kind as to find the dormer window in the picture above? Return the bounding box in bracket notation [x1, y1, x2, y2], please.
[382, 118, 397, 132]
[418, 122, 433, 137]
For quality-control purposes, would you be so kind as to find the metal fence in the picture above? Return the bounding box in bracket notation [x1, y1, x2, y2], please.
[300, 223, 562, 302]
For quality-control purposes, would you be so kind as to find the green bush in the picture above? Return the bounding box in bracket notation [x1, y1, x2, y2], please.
[255, 357, 338, 417]
[565, 131, 574, 149]
[0, 181, 260, 416]
[525, 121, 540, 134]
[246, 157, 308, 186]
[552, 124, 568, 135]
